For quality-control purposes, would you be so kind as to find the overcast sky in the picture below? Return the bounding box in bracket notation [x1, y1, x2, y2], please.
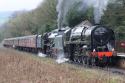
[0, 0, 44, 12]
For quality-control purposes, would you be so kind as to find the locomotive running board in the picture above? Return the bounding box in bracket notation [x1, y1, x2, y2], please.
[65, 41, 88, 44]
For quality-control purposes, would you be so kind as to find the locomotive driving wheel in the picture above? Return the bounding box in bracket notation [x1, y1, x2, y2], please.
[73, 44, 83, 63]
[81, 56, 87, 65]
[91, 57, 96, 66]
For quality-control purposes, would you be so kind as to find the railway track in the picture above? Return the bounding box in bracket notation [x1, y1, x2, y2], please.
[105, 67, 125, 75]
[67, 60, 125, 76]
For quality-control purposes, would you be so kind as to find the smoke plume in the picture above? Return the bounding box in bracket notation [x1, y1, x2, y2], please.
[82, 0, 109, 24]
[56, 50, 69, 64]
[56, 0, 81, 29]
[38, 52, 47, 57]
[56, 0, 109, 27]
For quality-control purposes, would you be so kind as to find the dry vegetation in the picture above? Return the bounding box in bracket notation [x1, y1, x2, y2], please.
[0, 48, 125, 83]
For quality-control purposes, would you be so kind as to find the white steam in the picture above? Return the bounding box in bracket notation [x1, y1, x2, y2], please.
[56, 51, 69, 64]
[56, 58, 69, 64]
[57, 0, 109, 25]
[56, 0, 64, 29]
[56, 0, 80, 29]
[38, 51, 69, 64]
[82, 0, 109, 23]
[38, 52, 47, 57]
[54, 35, 69, 64]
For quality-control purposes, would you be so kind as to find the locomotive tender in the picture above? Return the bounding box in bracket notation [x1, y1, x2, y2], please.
[3, 21, 116, 66]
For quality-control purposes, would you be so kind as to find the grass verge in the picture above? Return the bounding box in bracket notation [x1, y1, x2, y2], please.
[0, 48, 125, 83]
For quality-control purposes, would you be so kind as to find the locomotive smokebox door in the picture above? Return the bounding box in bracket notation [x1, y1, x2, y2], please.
[53, 35, 64, 58]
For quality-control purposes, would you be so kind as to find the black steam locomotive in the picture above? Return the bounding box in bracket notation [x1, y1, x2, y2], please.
[3, 21, 116, 66]
[50, 21, 116, 65]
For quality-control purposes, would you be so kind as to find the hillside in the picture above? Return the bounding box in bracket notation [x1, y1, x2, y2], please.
[0, 48, 124, 83]
[0, 11, 12, 25]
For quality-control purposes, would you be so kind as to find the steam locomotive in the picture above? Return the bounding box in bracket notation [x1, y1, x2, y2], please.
[3, 21, 116, 66]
